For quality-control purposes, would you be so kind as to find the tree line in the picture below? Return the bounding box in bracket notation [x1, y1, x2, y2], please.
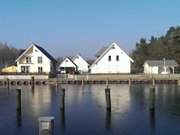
[1, 26, 180, 73]
[131, 26, 180, 73]
[0, 42, 19, 69]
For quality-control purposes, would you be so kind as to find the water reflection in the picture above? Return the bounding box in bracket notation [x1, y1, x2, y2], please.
[16, 109, 22, 127]
[149, 87, 156, 133]
[60, 109, 66, 132]
[106, 110, 111, 130]
[1, 84, 180, 135]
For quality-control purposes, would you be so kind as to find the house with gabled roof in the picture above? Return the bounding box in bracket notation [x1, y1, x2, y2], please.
[143, 59, 178, 74]
[58, 57, 78, 74]
[16, 43, 56, 74]
[72, 54, 89, 73]
[90, 42, 134, 74]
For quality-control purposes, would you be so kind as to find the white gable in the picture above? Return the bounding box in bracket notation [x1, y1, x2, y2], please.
[90, 42, 134, 74]
[16, 43, 55, 74]
[59, 57, 77, 68]
[72, 54, 89, 73]
[16, 44, 52, 62]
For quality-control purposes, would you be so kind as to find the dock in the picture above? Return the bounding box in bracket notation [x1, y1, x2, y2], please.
[0, 74, 180, 86]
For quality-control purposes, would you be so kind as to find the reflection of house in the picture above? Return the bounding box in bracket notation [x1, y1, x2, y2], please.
[143, 60, 178, 74]
[58, 57, 78, 74]
[16, 43, 56, 74]
[72, 54, 89, 73]
[90, 42, 134, 74]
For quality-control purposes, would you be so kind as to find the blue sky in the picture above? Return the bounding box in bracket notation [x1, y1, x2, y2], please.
[0, 0, 180, 58]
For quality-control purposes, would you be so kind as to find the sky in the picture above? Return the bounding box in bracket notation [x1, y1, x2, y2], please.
[0, 0, 180, 58]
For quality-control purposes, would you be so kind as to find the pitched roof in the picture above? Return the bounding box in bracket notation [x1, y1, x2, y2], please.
[91, 42, 134, 66]
[59, 57, 78, 68]
[16, 43, 56, 62]
[95, 47, 108, 57]
[34, 44, 56, 62]
[145, 60, 178, 67]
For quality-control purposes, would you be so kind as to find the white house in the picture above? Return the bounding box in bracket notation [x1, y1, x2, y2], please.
[90, 42, 134, 74]
[16, 43, 56, 74]
[58, 57, 78, 74]
[72, 54, 89, 73]
[143, 59, 178, 74]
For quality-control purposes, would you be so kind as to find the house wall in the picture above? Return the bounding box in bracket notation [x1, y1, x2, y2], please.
[90, 45, 132, 74]
[17, 45, 51, 73]
[144, 63, 159, 74]
[73, 55, 89, 73]
[59, 58, 77, 69]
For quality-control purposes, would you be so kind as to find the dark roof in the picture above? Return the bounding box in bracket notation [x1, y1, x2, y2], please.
[95, 47, 108, 57]
[18, 49, 25, 57]
[145, 60, 178, 67]
[67, 57, 78, 67]
[34, 44, 56, 62]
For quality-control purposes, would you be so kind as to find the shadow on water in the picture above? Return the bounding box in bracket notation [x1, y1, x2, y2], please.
[60, 109, 66, 134]
[106, 110, 111, 130]
[149, 87, 156, 134]
[16, 109, 22, 128]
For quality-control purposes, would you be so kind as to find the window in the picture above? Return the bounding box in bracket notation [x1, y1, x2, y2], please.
[38, 67, 43, 73]
[26, 57, 31, 63]
[108, 56, 111, 61]
[116, 55, 119, 61]
[21, 66, 29, 73]
[38, 56, 43, 63]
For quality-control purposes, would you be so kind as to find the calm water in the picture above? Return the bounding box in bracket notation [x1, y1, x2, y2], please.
[0, 84, 180, 135]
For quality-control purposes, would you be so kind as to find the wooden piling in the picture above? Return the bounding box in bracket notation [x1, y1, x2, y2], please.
[178, 79, 180, 86]
[152, 78, 155, 87]
[149, 87, 155, 111]
[60, 88, 65, 110]
[7, 78, 10, 89]
[82, 79, 84, 86]
[106, 79, 109, 88]
[128, 79, 131, 86]
[31, 76, 35, 88]
[106, 108, 111, 129]
[105, 88, 111, 111]
[16, 89, 21, 111]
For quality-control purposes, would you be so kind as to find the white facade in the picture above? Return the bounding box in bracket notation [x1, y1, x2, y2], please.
[143, 63, 159, 74]
[90, 42, 134, 74]
[16, 43, 56, 74]
[143, 60, 177, 74]
[72, 54, 89, 73]
[58, 57, 77, 73]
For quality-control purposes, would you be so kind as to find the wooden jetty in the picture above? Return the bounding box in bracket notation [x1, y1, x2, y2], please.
[0, 74, 180, 86]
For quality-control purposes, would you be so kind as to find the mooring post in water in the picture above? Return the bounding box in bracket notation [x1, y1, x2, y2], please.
[149, 87, 156, 130]
[31, 76, 35, 88]
[178, 78, 180, 86]
[149, 87, 155, 111]
[16, 107, 22, 127]
[128, 78, 131, 86]
[38, 116, 54, 135]
[106, 108, 111, 129]
[7, 78, 10, 89]
[105, 87, 111, 111]
[82, 79, 84, 86]
[152, 78, 155, 87]
[106, 79, 109, 88]
[60, 88, 65, 110]
[16, 89, 21, 111]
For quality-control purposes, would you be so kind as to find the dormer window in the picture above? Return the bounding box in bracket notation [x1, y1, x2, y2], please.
[26, 57, 31, 63]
